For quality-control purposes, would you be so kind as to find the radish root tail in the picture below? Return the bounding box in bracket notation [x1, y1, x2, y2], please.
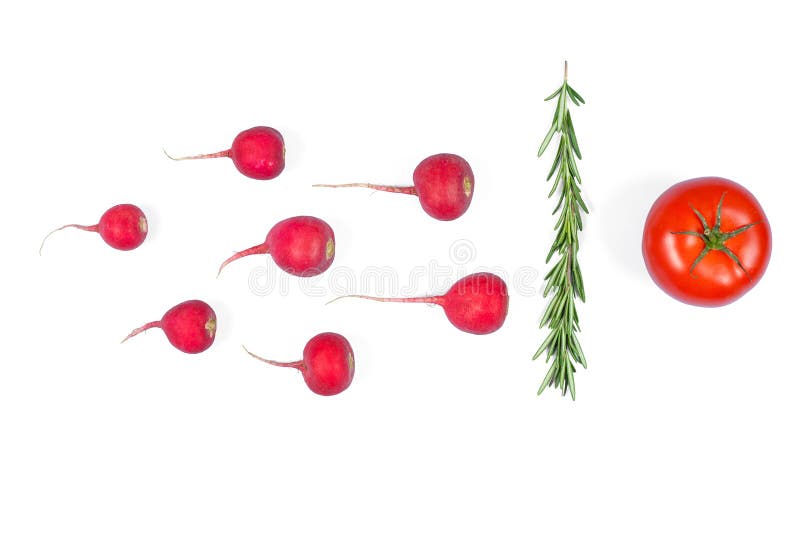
[242, 345, 305, 370]
[217, 243, 270, 278]
[121, 321, 161, 344]
[312, 183, 417, 196]
[163, 148, 231, 161]
[39, 224, 99, 255]
[326, 294, 441, 306]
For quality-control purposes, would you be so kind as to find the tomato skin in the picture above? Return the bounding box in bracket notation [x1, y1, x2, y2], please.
[642, 177, 771, 307]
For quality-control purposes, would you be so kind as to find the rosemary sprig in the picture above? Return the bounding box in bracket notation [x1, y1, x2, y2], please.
[533, 61, 588, 400]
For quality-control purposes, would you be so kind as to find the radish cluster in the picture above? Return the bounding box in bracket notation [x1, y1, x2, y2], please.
[41, 124, 509, 398]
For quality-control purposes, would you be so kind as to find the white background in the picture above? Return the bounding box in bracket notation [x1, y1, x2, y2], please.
[1, 1, 798, 532]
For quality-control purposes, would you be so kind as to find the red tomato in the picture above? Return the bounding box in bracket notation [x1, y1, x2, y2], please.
[642, 177, 771, 307]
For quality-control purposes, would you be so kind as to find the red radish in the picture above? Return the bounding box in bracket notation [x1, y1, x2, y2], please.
[314, 153, 474, 221]
[218, 216, 335, 277]
[165, 126, 285, 180]
[331, 272, 509, 334]
[122, 300, 217, 354]
[243, 332, 354, 396]
[39, 203, 148, 254]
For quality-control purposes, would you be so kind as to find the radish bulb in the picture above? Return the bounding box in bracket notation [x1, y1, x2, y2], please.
[122, 300, 217, 354]
[314, 153, 474, 221]
[218, 216, 335, 277]
[244, 332, 354, 396]
[331, 273, 508, 334]
[166, 126, 285, 180]
[39, 203, 148, 254]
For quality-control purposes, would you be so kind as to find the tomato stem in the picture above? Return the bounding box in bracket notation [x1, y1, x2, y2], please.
[671, 192, 759, 279]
